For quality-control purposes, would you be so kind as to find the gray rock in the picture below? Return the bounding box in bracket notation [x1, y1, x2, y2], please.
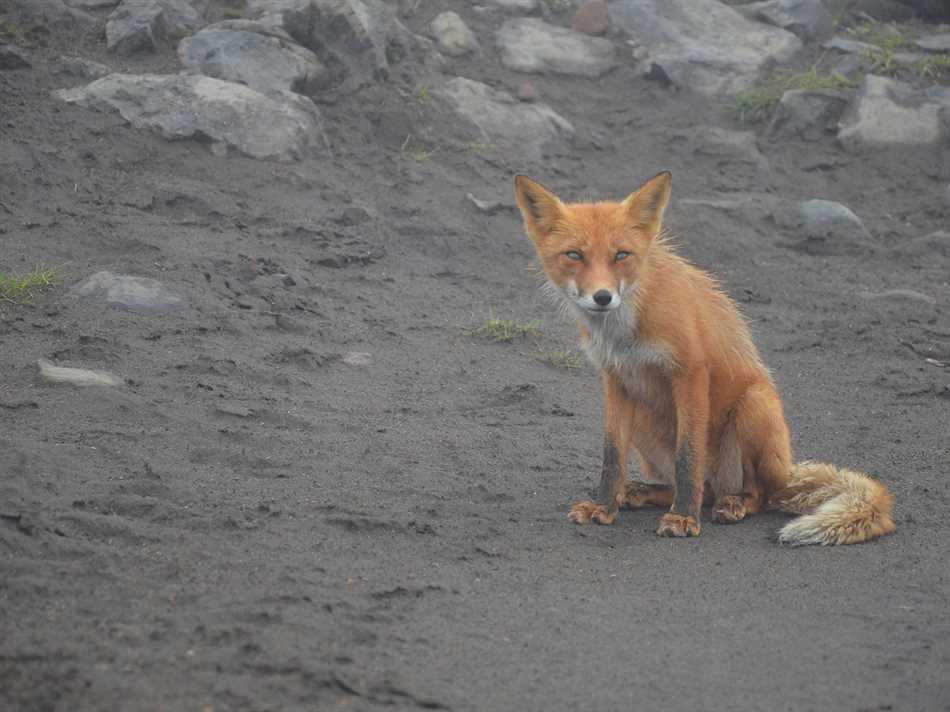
[608, 0, 801, 96]
[822, 37, 880, 55]
[838, 75, 946, 151]
[430, 11, 479, 57]
[791, 199, 871, 255]
[54, 73, 325, 162]
[898, 230, 950, 259]
[178, 26, 327, 95]
[860, 289, 936, 305]
[72, 271, 186, 314]
[0, 44, 30, 70]
[11, 0, 96, 28]
[496, 17, 616, 77]
[107, 0, 209, 54]
[246, 0, 423, 92]
[484, 0, 539, 12]
[435, 77, 573, 158]
[859, 288, 937, 321]
[37, 359, 123, 388]
[467, 192, 508, 214]
[917, 33, 950, 52]
[56, 56, 113, 81]
[735, 0, 833, 41]
[66, 0, 119, 8]
[342, 351, 373, 367]
[768, 89, 848, 141]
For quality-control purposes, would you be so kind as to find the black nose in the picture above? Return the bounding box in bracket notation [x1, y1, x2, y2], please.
[593, 290, 613, 306]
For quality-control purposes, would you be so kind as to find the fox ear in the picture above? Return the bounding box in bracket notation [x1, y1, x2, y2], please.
[622, 171, 672, 239]
[514, 175, 564, 238]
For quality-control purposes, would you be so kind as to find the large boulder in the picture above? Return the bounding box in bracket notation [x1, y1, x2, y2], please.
[769, 89, 848, 141]
[608, 0, 801, 95]
[107, 0, 209, 54]
[434, 77, 573, 158]
[178, 24, 327, 95]
[246, 0, 426, 91]
[838, 75, 949, 151]
[54, 73, 325, 162]
[734, 0, 834, 41]
[10, 0, 96, 28]
[496, 17, 616, 77]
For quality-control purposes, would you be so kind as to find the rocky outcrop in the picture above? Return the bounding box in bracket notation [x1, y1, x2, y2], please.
[838, 75, 949, 151]
[55, 73, 325, 162]
[246, 0, 426, 92]
[178, 24, 327, 95]
[608, 0, 801, 95]
[735, 0, 834, 41]
[435, 77, 573, 158]
[106, 0, 209, 54]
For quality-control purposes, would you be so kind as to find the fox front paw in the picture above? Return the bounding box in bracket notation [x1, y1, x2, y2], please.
[568, 500, 617, 525]
[656, 512, 701, 538]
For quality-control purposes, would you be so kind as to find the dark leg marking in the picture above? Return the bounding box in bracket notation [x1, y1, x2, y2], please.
[597, 437, 622, 510]
[673, 442, 696, 515]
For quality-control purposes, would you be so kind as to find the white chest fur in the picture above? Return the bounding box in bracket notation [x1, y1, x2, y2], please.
[580, 308, 675, 406]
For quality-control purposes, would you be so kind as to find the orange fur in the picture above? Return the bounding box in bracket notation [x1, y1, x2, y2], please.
[514, 173, 894, 545]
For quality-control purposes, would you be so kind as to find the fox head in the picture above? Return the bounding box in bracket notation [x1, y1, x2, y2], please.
[514, 172, 671, 317]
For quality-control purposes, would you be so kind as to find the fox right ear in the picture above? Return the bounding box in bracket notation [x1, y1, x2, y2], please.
[514, 175, 564, 237]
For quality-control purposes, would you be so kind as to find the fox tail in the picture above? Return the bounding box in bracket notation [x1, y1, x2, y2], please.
[769, 461, 895, 546]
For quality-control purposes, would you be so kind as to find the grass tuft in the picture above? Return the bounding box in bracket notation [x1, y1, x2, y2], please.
[540, 349, 587, 370]
[918, 53, 950, 80]
[848, 22, 916, 52]
[467, 310, 541, 343]
[0, 267, 59, 305]
[733, 68, 854, 123]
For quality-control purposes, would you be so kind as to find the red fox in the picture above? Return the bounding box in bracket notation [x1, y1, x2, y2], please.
[513, 172, 894, 545]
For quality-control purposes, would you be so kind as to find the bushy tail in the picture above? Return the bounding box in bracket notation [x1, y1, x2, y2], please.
[768, 462, 895, 546]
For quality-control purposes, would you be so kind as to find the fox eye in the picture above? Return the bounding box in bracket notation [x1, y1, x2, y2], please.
[565, 251, 583, 261]
[615, 251, 631, 261]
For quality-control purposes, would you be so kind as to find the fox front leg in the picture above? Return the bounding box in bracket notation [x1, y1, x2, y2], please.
[656, 370, 708, 538]
[569, 374, 633, 525]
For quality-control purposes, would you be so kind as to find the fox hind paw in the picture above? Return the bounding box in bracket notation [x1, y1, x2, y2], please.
[711, 495, 748, 524]
[568, 500, 617, 525]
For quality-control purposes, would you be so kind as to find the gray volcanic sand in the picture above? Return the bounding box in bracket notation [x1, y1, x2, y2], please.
[2, 3, 950, 711]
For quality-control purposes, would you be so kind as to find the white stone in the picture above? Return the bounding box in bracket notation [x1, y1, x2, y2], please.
[37, 359, 123, 387]
[72, 271, 185, 314]
[496, 17, 616, 77]
[430, 12, 479, 57]
[838, 75, 945, 151]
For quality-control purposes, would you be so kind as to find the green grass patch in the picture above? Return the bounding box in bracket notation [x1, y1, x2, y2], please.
[0, 15, 41, 47]
[849, 22, 916, 52]
[467, 311, 541, 343]
[540, 348, 587, 370]
[918, 53, 950, 79]
[733, 68, 854, 123]
[0, 267, 59, 305]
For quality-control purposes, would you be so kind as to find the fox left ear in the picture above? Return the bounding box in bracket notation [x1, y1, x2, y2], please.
[622, 171, 672, 239]
[514, 175, 565, 239]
